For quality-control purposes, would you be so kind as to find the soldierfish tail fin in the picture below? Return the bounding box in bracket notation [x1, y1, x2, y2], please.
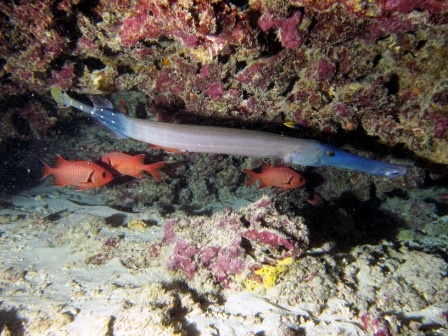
[144, 161, 167, 182]
[51, 87, 70, 107]
[243, 168, 259, 187]
[41, 160, 54, 180]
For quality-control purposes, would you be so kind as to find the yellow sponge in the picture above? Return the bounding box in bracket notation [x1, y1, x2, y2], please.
[245, 257, 293, 291]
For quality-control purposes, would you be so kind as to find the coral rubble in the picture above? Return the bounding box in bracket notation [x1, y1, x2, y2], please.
[0, 187, 446, 334]
[161, 195, 308, 290]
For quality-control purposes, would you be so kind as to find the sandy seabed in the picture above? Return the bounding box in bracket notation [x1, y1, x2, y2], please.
[0, 185, 447, 335]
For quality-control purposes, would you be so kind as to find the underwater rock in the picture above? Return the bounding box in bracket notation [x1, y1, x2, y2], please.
[0, 0, 446, 165]
[160, 195, 308, 289]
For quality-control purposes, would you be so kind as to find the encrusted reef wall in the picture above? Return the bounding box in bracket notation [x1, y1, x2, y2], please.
[0, 0, 447, 165]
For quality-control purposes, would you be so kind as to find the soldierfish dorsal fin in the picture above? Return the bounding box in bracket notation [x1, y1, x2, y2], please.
[135, 154, 146, 163]
[261, 162, 271, 171]
[87, 95, 115, 110]
[55, 155, 68, 167]
[243, 168, 258, 187]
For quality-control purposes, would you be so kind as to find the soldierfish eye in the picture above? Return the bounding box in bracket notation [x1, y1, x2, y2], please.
[325, 150, 335, 157]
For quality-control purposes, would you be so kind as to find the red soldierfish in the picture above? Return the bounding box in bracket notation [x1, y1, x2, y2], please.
[101, 152, 166, 181]
[42, 155, 114, 190]
[149, 144, 186, 154]
[243, 162, 306, 193]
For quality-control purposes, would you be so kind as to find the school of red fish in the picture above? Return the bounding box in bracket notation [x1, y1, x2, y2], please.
[42, 152, 306, 192]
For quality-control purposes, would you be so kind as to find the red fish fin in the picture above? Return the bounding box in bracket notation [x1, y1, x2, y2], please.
[53, 176, 68, 187]
[101, 155, 112, 166]
[54, 179, 68, 187]
[149, 145, 185, 154]
[261, 162, 271, 171]
[55, 155, 67, 167]
[77, 182, 93, 190]
[41, 161, 54, 179]
[243, 168, 259, 187]
[258, 180, 268, 189]
[135, 153, 146, 163]
[133, 172, 144, 179]
[144, 161, 167, 181]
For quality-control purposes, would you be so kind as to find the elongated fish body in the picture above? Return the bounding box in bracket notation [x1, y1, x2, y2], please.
[51, 88, 407, 177]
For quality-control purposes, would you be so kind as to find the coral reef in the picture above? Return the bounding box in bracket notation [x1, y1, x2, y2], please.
[0, 2, 447, 334]
[160, 195, 308, 290]
[0, 187, 446, 334]
[0, 0, 446, 166]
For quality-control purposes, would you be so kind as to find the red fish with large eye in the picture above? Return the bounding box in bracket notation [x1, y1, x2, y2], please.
[101, 152, 166, 181]
[42, 155, 114, 190]
[243, 162, 306, 193]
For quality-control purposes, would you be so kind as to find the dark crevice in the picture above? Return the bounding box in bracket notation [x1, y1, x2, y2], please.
[48, 55, 69, 71]
[0, 308, 25, 336]
[100, 45, 120, 57]
[247, 9, 261, 30]
[51, 1, 82, 50]
[372, 54, 382, 68]
[258, 29, 283, 57]
[235, 60, 247, 73]
[77, 0, 102, 23]
[384, 73, 400, 95]
[217, 54, 230, 65]
[416, 40, 427, 50]
[83, 57, 106, 72]
[135, 101, 148, 119]
[281, 76, 298, 97]
[117, 64, 134, 75]
[228, 0, 249, 10]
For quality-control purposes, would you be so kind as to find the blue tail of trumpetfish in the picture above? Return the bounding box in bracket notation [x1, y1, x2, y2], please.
[51, 87, 129, 138]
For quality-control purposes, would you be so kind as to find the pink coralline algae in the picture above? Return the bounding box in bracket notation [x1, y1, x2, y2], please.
[120, 0, 254, 55]
[244, 230, 294, 251]
[360, 312, 391, 336]
[208, 244, 245, 284]
[164, 219, 177, 244]
[160, 196, 308, 286]
[206, 82, 224, 100]
[383, 0, 447, 16]
[0, 1, 65, 96]
[258, 11, 303, 49]
[317, 58, 336, 81]
[167, 240, 199, 278]
[433, 116, 447, 139]
[1, 0, 448, 166]
[291, 0, 448, 19]
[49, 63, 75, 89]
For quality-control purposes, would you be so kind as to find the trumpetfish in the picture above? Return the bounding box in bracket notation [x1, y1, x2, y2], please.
[51, 88, 407, 177]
